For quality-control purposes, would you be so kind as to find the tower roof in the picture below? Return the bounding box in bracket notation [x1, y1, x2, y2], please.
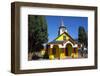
[59, 17, 66, 28]
[61, 18, 64, 26]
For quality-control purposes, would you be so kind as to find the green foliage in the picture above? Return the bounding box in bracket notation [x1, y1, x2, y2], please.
[28, 15, 48, 52]
[78, 26, 88, 47]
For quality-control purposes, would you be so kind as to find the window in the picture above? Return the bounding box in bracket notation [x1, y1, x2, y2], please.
[63, 35, 66, 40]
[62, 28, 66, 33]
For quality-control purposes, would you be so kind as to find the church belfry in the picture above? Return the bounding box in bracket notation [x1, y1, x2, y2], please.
[58, 18, 67, 35]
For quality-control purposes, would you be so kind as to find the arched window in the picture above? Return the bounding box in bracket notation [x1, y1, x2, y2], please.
[63, 35, 66, 40]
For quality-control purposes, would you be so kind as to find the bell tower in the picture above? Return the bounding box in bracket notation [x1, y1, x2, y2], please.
[58, 18, 67, 35]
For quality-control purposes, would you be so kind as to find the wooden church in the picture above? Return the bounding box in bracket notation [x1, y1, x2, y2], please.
[46, 19, 79, 59]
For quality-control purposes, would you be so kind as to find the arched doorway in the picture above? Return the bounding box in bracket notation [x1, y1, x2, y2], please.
[52, 45, 59, 59]
[65, 43, 73, 56]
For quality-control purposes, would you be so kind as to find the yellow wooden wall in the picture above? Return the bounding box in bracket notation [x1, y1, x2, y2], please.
[55, 33, 69, 41]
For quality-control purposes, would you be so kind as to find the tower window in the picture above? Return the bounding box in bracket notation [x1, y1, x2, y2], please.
[62, 28, 65, 32]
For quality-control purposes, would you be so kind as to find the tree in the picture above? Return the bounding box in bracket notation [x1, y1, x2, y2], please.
[78, 26, 87, 47]
[28, 15, 48, 53]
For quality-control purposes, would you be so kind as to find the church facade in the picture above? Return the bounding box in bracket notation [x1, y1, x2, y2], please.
[46, 20, 79, 60]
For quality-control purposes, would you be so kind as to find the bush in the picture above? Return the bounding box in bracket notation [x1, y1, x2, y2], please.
[32, 54, 40, 60]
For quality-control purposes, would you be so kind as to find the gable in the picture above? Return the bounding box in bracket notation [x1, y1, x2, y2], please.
[55, 33, 69, 41]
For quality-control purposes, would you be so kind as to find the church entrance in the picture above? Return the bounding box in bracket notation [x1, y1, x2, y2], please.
[52, 45, 60, 59]
[65, 44, 72, 56]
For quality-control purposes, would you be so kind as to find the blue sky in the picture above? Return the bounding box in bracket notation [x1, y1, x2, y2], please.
[45, 16, 88, 42]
